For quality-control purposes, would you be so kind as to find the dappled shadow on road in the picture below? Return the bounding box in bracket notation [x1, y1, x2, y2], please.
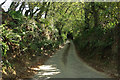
[31, 65, 60, 80]
[29, 41, 71, 79]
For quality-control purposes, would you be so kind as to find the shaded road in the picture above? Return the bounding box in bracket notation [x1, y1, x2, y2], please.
[32, 40, 109, 79]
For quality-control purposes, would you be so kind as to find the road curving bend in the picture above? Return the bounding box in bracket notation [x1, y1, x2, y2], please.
[33, 40, 109, 79]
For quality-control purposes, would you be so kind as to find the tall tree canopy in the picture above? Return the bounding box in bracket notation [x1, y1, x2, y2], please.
[0, 1, 120, 79]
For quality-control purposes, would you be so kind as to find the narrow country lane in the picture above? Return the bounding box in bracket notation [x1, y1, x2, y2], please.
[31, 40, 109, 80]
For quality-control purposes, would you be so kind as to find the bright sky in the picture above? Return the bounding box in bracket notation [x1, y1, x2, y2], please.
[0, 0, 12, 12]
[0, 0, 45, 17]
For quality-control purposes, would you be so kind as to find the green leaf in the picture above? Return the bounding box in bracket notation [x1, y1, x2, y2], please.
[9, 11, 22, 20]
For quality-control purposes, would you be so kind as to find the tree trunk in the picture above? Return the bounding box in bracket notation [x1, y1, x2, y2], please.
[19, 2, 25, 13]
[45, 2, 50, 19]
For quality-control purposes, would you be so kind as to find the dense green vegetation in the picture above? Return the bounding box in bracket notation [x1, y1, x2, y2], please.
[0, 1, 120, 79]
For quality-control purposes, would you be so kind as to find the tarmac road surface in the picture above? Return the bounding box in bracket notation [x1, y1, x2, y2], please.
[31, 40, 109, 80]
